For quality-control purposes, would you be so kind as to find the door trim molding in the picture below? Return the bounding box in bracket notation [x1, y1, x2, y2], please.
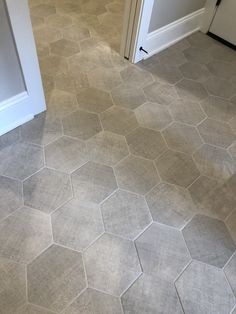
[144, 8, 205, 59]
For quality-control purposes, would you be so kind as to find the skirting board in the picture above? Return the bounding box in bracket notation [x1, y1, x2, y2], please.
[144, 8, 205, 59]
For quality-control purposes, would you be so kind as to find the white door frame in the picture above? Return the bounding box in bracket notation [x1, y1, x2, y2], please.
[120, 0, 154, 63]
[201, 0, 218, 33]
[0, 0, 46, 136]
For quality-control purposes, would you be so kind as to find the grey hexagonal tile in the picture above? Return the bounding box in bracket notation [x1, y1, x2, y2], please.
[27, 244, 86, 312]
[226, 210, 236, 244]
[47, 90, 78, 118]
[179, 62, 210, 82]
[45, 136, 88, 173]
[126, 127, 167, 160]
[21, 113, 62, 146]
[64, 288, 123, 314]
[114, 155, 159, 195]
[30, 4, 56, 18]
[183, 46, 212, 64]
[176, 260, 235, 314]
[23, 168, 72, 214]
[63, 110, 102, 140]
[155, 150, 200, 188]
[168, 99, 206, 125]
[87, 67, 122, 92]
[122, 274, 183, 314]
[0, 127, 20, 150]
[176, 79, 208, 102]
[16, 303, 55, 314]
[231, 95, 236, 105]
[39, 55, 68, 77]
[62, 25, 90, 42]
[146, 183, 197, 228]
[87, 131, 129, 166]
[193, 144, 236, 179]
[0, 257, 26, 313]
[52, 198, 104, 251]
[204, 76, 235, 99]
[198, 118, 235, 148]
[144, 82, 179, 106]
[84, 233, 141, 296]
[50, 38, 80, 57]
[183, 214, 235, 267]
[120, 65, 153, 88]
[163, 122, 203, 154]
[144, 63, 183, 85]
[82, 1, 107, 15]
[0, 207, 52, 263]
[201, 96, 236, 122]
[136, 223, 190, 281]
[229, 116, 236, 134]
[100, 106, 138, 136]
[229, 142, 236, 162]
[111, 83, 146, 110]
[187, 32, 215, 49]
[135, 102, 172, 130]
[225, 253, 236, 297]
[55, 71, 89, 94]
[57, 2, 81, 14]
[209, 44, 236, 62]
[158, 48, 187, 67]
[46, 13, 73, 29]
[0, 142, 44, 180]
[0, 176, 23, 221]
[207, 60, 236, 80]
[71, 161, 117, 204]
[77, 87, 113, 114]
[101, 190, 151, 240]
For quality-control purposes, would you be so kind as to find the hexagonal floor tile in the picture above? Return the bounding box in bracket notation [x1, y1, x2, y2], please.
[143, 82, 178, 106]
[207, 60, 236, 80]
[16, 304, 54, 314]
[46, 13, 73, 29]
[21, 112, 62, 146]
[52, 198, 103, 251]
[183, 214, 235, 267]
[0, 176, 23, 221]
[176, 261, 235, 314]
[158, 48, 187, 67]
[0, 127, 20, 150]
[87, 67, 122, 92]
[56, 2, 81, 14]
[155, 150, 200, 188]
[193, 144, 236, 179]
[71, 161, 117, 204]
[204, 76, 235, 99]
[0, 207, 52, 263]
[187, 32, 215, 49]
[62, 25, 90, 42]
[226, 211, 236, 244]
[0, 257, 26, 313]
[229, 116, 236, 134]
[126, 127, 167, 160]
[87, 131, 129, 166]
[39, 55, 68, 77]
[146, 183, 197, 229]
[201, 96, 236, 122]
[183, 46, 212, 64]
[27, 244, 86, 312]
[111, 83, 146, 110]
[101, 190, 151, 240]
[225, 253, 236, 297]
[34, 26, 62, 45]
[168, 99, 206, 126]
[45, 136, 88, 173]
[55, 71, 89, 94]
[62, 110, 102, 140]
[82, 1, 107, 15]
[122, 274, 183, 314]
[144, 63, 183, 85]
[50, 38, 80, 57]
[179, 62, 210, 82]
[77, 87, 113, 113]
[209, 44, 236, 62]
[114, 155, 159, 195]
[163, 122, 203, 154]
[136, 223, 190, 281]
[64, 288, 123, 314]
[47, 90, 78, 118]
[30, 4, 56, 18]
[176, 79, 208, 102]
[0, 142, 44, 180]
[84, 233, 141, 296]
[229, 142, 236, 162]
[198, 118, 235, 148]
[100, 106, 138, 136]
[120, 66, 153, 88]
[135, 102, 172, 130]
[23, 168, 72, 214]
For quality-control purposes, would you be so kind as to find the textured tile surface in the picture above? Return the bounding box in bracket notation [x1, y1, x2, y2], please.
[27, 245, 86, 312]
[84, 233, 141, 295]
[176, 261, 235, 314]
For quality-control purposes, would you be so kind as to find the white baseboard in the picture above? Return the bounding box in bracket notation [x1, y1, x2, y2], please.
[0, 92, 34, 136]
[144, 8, 205, 59]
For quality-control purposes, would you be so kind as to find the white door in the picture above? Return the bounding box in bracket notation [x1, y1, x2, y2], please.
[0, 0, 46, 136]
[209, 0, 236, 45]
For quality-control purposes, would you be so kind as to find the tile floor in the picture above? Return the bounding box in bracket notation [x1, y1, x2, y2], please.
[0, 0, 236, 313]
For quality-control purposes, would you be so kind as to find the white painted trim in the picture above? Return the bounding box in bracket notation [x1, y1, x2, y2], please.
[0, 91, 28, 111]
[201, 0, 218, 33]
[143, 8, 206, 59]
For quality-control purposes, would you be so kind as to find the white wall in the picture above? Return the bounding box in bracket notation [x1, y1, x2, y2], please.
[149, 0, 206, 32]
[0, 0, 25, 102]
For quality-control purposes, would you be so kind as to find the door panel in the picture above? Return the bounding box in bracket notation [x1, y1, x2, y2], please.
[209, 0, 236, 45]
